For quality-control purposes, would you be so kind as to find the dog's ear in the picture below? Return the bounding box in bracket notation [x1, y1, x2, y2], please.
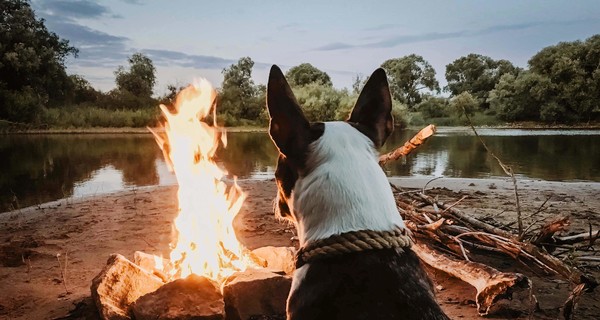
[267, 65, 311, 161]
[348, 68, 394, 148]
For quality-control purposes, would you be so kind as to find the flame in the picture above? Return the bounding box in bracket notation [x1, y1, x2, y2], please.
[150, 79, 251, 282]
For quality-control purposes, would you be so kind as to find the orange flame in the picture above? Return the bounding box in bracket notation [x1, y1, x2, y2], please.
[150, 79, 251, 282]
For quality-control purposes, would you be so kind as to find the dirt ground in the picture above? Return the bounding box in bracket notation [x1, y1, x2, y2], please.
[0, 177, 598, 320]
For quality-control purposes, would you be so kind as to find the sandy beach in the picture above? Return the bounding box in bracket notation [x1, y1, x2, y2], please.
[1, 177, 599, 319]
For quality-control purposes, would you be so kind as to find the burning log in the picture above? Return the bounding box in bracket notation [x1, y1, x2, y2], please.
[413, 243, 531, 316]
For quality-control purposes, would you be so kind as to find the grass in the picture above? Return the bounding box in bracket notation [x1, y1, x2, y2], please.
[404, 112, 505, 128]
[39, 106, 160, 129]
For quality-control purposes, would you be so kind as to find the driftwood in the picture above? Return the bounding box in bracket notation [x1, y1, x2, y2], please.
[379, 124, 436, 165]
[531, 215, 571, 248]
[383, 124, 598, 318]
[555, 230, 600, 246]
[413, 243, 530, 316]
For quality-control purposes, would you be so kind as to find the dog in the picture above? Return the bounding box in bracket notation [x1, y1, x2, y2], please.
[266, 65, 450, 320]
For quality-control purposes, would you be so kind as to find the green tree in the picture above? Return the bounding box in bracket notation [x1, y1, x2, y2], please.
[0, 0, 78, 122]
[445, 54, 520, 110]
[488, 72, 555, 122]
[218, 57, 263, 125]
[451, 91, 478, 119]
[291, 83, 353, 122]
[115, 53, 156, 98]
[285, 63, 332, 87]
[381, 54, 440, 109]
[528, 35, 600, 122]
[416, 96, 451, 118]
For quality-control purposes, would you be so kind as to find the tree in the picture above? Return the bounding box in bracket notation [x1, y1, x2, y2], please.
[115, 53, 156, 98]
[528, 35, 600, 122]
[291, 83, 352, 122]
[381, 55, 440, 109]
[0, 0, 78, 122]
[416, 96, 451, 119]
[218, 57, 263, 125]
[488, 72, 555, 122]
[445, 54, 520, 110]
[285, 63, 332, 87]
[451, 92, 478, 119]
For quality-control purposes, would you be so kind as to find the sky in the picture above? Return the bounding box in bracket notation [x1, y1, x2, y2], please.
[30, 0, 600, 95]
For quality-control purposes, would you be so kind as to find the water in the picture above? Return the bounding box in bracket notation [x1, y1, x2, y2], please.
[1, 128, 599, 211]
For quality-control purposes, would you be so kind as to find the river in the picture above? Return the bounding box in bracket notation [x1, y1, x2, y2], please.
[1, 128, 598, 211]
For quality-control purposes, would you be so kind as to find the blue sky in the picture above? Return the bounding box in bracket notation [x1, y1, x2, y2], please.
[31, 0, 600, 95]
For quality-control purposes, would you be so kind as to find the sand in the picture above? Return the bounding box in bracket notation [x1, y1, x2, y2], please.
[0, 177, 599, 319]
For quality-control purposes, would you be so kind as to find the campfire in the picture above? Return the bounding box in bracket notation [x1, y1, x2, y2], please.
[90, 80, 293, 320]
[149, 79, 253, 282]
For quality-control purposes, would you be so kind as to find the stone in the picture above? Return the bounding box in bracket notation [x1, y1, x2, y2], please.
[222, 269, 292, 320]
[132, 274, 225, 320]
[251, 246, 296, 275]
[91, 254, 165, 320]
[133, 251, 172, 281]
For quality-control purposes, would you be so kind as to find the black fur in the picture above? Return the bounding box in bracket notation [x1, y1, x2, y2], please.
[287, 248, 450, 320]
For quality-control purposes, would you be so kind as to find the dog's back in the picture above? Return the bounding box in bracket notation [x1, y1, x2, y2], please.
[288, 248, 448, 320]
[266, 65, 450, 320]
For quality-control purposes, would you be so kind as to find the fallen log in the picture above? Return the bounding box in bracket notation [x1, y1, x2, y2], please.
[412, 243, 531, 316]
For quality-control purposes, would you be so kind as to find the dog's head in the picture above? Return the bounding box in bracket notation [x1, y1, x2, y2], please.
[266, 65, 394, 227]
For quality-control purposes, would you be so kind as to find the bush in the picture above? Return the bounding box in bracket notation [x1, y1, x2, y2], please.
[416, 96, 451, 118]
[0, 86, 45, 123]
[292, 83, 353, 122]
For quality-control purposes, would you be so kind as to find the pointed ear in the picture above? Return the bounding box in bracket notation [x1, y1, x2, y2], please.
[267, 65, 311, 160]
[348, 68, 394, 147]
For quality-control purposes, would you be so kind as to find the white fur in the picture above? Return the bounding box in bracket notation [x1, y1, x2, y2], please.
[290, 121, 405, 245]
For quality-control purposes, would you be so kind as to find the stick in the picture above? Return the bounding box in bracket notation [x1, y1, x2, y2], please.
[555, 230, 600, 245]
[379, 124, 436, 165]
[463, 112, 523, 237]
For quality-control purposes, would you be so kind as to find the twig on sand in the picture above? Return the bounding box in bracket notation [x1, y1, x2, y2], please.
[56, 252, 69, 295]
[463, 112, 524, 238]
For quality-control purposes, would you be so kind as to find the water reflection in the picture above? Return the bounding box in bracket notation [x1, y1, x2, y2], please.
[1, 129, 599, 211]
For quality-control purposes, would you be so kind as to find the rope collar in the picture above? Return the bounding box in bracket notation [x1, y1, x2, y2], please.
[295, 227, 413, 269]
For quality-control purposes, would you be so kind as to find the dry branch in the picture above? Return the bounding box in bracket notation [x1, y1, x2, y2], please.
[530, 216, 571, 248]
[555, 230, 600, 245]
[379, 124, 436, 165]
[413, 243, 530, 316]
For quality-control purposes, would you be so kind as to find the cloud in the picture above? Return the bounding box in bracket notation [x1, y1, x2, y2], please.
[315, 19, 597, 51]
[141, 49, 237, 69]
[120, 0, 144, 5]
[42, 19, 130, 67]
[34, 0, 119, 20]
[314, 42, 356, 51]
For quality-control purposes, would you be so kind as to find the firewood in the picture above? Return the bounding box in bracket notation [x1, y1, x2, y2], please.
[412, 243, 531, 316]
[555, 230, 600, 245]
[379, 124, 436, 164]
[530, 216, 570, 247]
